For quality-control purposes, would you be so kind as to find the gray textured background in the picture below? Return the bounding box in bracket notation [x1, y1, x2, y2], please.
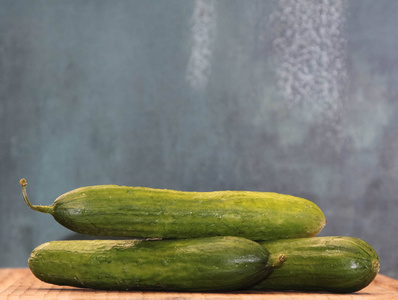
[1, 0, 397, 279]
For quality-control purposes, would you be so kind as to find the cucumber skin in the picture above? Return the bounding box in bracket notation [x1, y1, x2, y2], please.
[28, 236, 270, 292]
[50, 185, 326, 240]
[252, 236, 380, 293]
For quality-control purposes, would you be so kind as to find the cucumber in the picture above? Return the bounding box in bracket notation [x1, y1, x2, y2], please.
[252, 236, 380, 293]
[20, 179, 326, 240]
[28, 236, 271, 292]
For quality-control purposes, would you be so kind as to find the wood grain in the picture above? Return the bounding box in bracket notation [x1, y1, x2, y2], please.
[1, 268, 397, 299]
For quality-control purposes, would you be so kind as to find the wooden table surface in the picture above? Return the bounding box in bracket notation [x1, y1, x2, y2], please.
[1, 268, 397, 299]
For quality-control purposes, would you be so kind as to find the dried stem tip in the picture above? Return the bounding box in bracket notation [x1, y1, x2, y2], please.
[20, 178, 53, 214]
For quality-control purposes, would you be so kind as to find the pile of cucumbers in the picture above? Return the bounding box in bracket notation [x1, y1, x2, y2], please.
[20, 178, 379, 293]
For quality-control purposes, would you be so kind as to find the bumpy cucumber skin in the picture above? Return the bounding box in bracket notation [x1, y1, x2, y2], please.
[49, 185, 326, 240]
[28, 236, 271, 292]
[252, 236, 380, 293]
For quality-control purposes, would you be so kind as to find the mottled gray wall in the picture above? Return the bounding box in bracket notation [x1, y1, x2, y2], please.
[1, 0, 397, 279]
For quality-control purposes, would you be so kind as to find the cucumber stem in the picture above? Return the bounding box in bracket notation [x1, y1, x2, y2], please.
[269, 253, 286, 268]
[372, 260, 380, 273]
[20, 178, 54, 214]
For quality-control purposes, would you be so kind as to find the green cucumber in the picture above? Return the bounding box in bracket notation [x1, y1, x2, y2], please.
[20, 179, 326, 240]
[252, 236, 380, 293]
[28, 236, 270, 292]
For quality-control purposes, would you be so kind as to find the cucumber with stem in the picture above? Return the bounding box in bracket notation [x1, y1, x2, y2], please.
[252, 236, 380, 293]
[20, 178, 326, 240]
[28, 236, 271, 292]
